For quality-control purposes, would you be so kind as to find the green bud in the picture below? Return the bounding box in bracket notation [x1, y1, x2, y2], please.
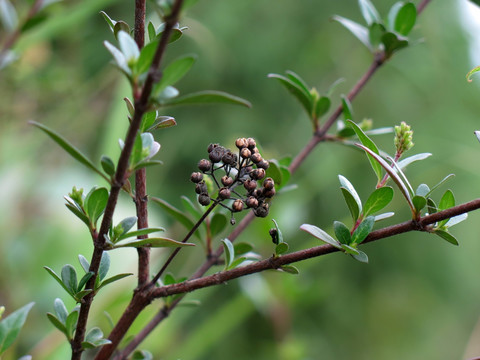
[394, 122, 414, 154]
[0, 306, 4, 319]
[359, 118, 373, 131]
[69, 186, 84, 206]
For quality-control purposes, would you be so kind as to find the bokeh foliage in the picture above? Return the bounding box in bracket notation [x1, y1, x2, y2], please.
[1, 0, 480, 359]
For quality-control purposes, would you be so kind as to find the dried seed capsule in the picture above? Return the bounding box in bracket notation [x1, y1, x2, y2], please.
[235, 138, 248, 149]
[246, 196, 259, 208]
[247, 138, 256, 150]
[269, 228, 279, 244]
[250, 168, 266, 180]
[263, 177, 275, 190]
[257, 159, 269, 170]
[254, 203, 269, 217]
[207, 143, 219, 153]
[190, 172, 203, 183]
[219, 187, 231, 200]
[198, 194, 211, 206]
[240, 148, 252, 159]
[250, 152, 262, 164]
[251, 147, 259, 154]
[244, 166, 253, 174]
[209, 146, 225, 163]
[244, 179, 257, 191]
[221, 175, 234, 187]
[195, 181, 208, 194]
[232, 199, 244, 212]
[254, 188, 263, 198]
[198, 159, 211, 172]
[263, 188, 276, 198]
[222, 150, 237, 166]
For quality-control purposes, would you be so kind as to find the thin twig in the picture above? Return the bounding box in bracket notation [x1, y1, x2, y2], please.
[71, 1, 185, 358]
[151, 198, 480, 298]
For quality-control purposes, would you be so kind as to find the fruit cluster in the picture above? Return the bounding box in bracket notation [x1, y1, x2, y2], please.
[190, 138, 275, 220]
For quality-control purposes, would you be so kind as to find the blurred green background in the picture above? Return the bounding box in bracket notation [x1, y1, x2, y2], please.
[2, 0, 480, 359]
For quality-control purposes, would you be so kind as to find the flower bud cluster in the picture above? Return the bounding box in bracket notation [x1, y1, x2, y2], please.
[394, 121, 414, 155]
[190, 138, 275, 220]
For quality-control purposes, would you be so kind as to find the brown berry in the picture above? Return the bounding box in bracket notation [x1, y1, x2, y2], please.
[244, 179, 257, 191]
[207, 143, 219, 153]
[254, 203, 269, 217]
[269, 228, 279, 244]
[235, 138, 248, 149]
[240, 148, 252, 159]
[251, 168, 266, 180]
[257, 159, 269, 170]
[263, 188, 276, 198]
[190, 172, 203, 183]
[219, 187, 231, 200]
[221, 175, 234, 187]
[232, 199, 244, 212]
[247, 138, 256, 149]
[263, 177, 275, 190]
[222, 150, 237, 166]
[198, 194, 211, 206]
[250, 152, 262, 164]
[198, 159, 211, 172]
[246, 196, 259, 208]
[195, 181, 208, 194]
[254, 188, 263, 198]
[209, 147, 225, 163]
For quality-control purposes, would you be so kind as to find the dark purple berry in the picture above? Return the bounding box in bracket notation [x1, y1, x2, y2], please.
[250, 152, 262, 164]
[254, 203, 269, 217]
[198, 159, 211, 172]
[263, 177, 275, 190]
[251, 168, 266, 180]
[219, 187, 231, 200]
[244, 179, 257, 191]
[190, 172, 203, 183]
[198, 194, 211, 206]
[232, 199, 244, 212]
[221, 175, 234, 187]
[247, 138, 256, 150]
[246, 196, 259, 208]
[240, 148, 251, 159]
[195, 181, 208, 195]
[257, 159, 269, 170]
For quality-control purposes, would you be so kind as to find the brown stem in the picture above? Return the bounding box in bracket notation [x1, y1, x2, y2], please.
[70, 1, 185, 358]
[151, 198, 480, 298]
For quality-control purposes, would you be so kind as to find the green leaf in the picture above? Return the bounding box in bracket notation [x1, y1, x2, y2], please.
[47, 313, 67, 337]
[222, 239, 235, 269]
[265, 159, 283, 187]
[356, 144, 415, 215]
[438, 190, 455, 228]
[397, 153, 432, 170]
[146, 116, 176, 131]
[363, 186, 394, 217]
[339, 175, 362, 217]
[314, 96, 331, 119]
[445, 213, 468, 228]
[78, 255, 90, 273]
[133, 350, 154, 360]
[84, 187, 109, 227]
[100, 11, 116, 32]
[161, 90, 251, 108]
[98, 252, 110, 281]
[352, 249, 369, 263]
[228, 257, 248, 270]
[113, 237, 195, 248]
[82, 327, 111, 349]
[279, 265, 299, 275]
[97, 273, 133, 291]
[341, 243, 360, 255]
[113, 21, 130, 40]
[100, 155, 115, 176]
[44, 266, 74, 296]
[135, 40, 158, 75]
[427, 198, 437, 215]
[434, 229, 459, 246]
[285, 70, 311, 95]
[147, 21, 156, 42]
[394, 2, 416, 36]
[0, 302, 34, 355]
[133, 160, 163, 171]
[412, 195, 426, 213]
[118, 227, 165, 241]
[268, 73, 312, 115]
[275, 242, 289, 256]
[387, 2, 403, 30]
[369, 22, 385, 49]
[333, 221, 351, 245]
[117, 30, 139, 62]
[341, 95, 353, 120]
[415, 184, 430, 197]
[181, 195, 202, 219]
[272, 219, 284, 244]
[61, 264, 78, 295]
[374, 212, 395, 222]
[234, 243, 253, 256]
[74, 290, 93, 302]
[351, 216, 375, 244]
[77, 272, 93, 292]
[30, 121, 109, 181]
[65, 309, 79, 340]
[151, 197, 199, 239]
[0, 0, 18, 32]
[359, 0, 381, 25]
[426, 174, 455, 197]
[210, 213, 228, 236]
[300, 224, 342, 249]
[103, 40, 130, 75]
[347, 120, 383, 182]
[65, 202, 90, 228]
[154, 54, 197, 94]
[381, 32, 408, 56]
[332, 15, 372, 51]
[113, 216, 137, 242]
